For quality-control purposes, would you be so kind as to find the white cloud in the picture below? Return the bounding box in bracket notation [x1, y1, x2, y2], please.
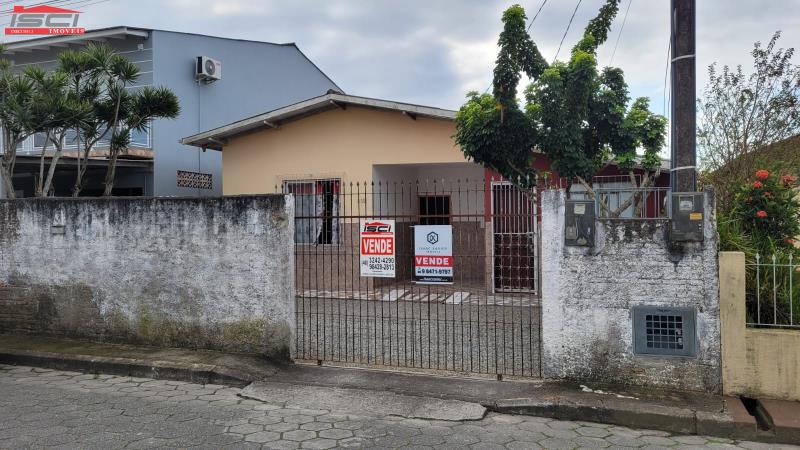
[3, 0, 799, 115]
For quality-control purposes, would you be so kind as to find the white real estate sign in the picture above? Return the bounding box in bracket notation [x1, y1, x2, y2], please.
[413, 225, 453, 284]
[359, 219, 395, 277]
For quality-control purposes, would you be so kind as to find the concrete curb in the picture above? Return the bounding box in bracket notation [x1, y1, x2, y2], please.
[493, 396, 696, 434]
[492, 395, 786, 444]
[2, 348, 795, 444]
[0, 349, 255, 387]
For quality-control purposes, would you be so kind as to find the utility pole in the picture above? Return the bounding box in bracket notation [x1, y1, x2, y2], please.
[670, 0, 696, 192]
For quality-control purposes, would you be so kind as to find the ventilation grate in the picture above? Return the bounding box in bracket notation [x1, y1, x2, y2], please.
[633, 306, 696, 357]
[177, 170, 213, 190]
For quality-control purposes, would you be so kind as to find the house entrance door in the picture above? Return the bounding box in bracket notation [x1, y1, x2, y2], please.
[492, 182, 538, 293]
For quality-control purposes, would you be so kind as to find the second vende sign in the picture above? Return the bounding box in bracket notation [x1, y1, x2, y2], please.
[413, 225, 453, 284]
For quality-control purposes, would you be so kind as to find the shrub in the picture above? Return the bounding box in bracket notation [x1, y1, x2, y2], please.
[721, 169, 800, 326]
[729, 169, 799, 252]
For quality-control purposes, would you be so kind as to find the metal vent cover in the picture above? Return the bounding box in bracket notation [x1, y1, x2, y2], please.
[633, 306, 696, 357]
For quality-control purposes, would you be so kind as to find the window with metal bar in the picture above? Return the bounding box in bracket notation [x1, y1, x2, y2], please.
[418, 195, 450, 225]
[284, 179, 341, 244]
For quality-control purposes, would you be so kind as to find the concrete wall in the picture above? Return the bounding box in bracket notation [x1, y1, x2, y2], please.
[0, 196, 295, 359]
[720, 252, 800, 401]
[540, 189, 721, 392]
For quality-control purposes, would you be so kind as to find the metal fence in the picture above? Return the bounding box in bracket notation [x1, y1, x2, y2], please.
[282, 178, 542, 378]
[571, 186, 671, 220]
[747, 254, 800, 329]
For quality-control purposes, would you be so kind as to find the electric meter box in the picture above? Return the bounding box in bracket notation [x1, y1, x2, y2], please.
[565, 199, 595, 247]
[670, 192, 705, 242]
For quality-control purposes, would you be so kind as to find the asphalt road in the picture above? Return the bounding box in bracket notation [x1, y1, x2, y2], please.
[0, 364, 795, 450]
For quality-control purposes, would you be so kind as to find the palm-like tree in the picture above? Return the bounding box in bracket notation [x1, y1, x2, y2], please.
[83, 44, 180, 196]
[26, 65, 93, 196]
[58, 46, 105, 197]
[0, 43, 179, 198]
[0, 46, 36, 199]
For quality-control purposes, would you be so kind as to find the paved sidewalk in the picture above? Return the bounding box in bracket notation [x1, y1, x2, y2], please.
[1, 364, 795, 450]
[3, 335, 799, 444]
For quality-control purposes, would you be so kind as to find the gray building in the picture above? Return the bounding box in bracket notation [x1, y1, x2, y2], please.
[1, 26, 340, 197]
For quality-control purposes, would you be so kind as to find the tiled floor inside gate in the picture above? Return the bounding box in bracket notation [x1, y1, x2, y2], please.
[295, 296, 541, 376]
[300, 288, 539, 307]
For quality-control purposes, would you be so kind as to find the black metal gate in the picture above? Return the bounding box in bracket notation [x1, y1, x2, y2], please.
[284, 177, 541, 377]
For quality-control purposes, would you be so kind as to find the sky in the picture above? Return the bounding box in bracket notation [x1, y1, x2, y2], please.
[3, 0, 800, 120]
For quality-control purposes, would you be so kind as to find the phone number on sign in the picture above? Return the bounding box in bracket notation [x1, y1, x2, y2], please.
[367, 257, 395, 271]
[415, 268, 452, 275]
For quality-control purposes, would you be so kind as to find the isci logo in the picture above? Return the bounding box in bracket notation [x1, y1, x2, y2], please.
[5, 5, 85, 35]
[361, 221, 392, 234]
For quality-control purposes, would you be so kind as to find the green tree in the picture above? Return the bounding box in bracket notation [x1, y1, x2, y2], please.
[58, 45, 106, 197]
[698, 32, 800, 212]
[455, 1, 667, 217]
[0, 45, 36, 199]
[26, 66, 93, 197]
[90, 45, 180, 196]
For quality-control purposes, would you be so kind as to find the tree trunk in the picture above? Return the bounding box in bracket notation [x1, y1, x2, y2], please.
[42, 144, 63, 197]
[1, 133, 18, 199]
[35, 133, 51, 197]
[576, 176, 613, 217]
[0, 163, 15, 199]
[103, 83, 125, 197]
[102, 149, 119, 197]
[72, 136, 90, 198]
[611, 169, 659, 218]
[72, 152, 88, 197]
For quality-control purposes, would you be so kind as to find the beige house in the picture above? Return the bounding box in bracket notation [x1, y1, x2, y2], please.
[183, 93, 545, 376]
[182, 92, 479, 194]
[182, 93, 537, 302]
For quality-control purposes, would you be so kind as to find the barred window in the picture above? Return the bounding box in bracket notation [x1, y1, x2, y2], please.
[283, 179, 341, 244]
[177, 170, 213, 189]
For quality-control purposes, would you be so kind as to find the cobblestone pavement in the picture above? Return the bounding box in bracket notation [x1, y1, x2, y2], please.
[0, 364, 797, 450]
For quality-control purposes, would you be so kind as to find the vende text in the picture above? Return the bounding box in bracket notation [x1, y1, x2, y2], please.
[361, 237, 394, 256]
[414, 256, 452, 267]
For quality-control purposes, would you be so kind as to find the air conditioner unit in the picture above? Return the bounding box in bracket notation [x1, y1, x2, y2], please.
[195, 56, 222, 83]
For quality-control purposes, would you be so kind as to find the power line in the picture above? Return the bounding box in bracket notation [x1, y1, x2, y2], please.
[527, 0, 549, 32]
[483, 0, 549, 94]
[553, 0, 582, 63]
[608, 0, 632, 65]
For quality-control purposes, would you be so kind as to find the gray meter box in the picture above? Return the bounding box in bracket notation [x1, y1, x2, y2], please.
[670, 192, 704, 242]
[565, 199, 595, 247]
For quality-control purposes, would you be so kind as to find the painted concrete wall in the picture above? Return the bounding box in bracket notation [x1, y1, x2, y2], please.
[5, 30, 339, 197]
[720, 251, 800, 401]
[151, 31, 340, 198]
[221, 106, 464, 196]
[371, 163, 486, 218]
[540, 189, 721, 392]
[0, 196, 295, 359]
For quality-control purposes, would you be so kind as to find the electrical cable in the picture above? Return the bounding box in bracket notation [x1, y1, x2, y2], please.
[608, 0, 632, 65]
[484, 0, 549, 94]
[553, 0, 582, 63]
[527, 0, 548, 32]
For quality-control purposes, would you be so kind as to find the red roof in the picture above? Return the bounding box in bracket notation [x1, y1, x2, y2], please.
[13, 5, 81, 13]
